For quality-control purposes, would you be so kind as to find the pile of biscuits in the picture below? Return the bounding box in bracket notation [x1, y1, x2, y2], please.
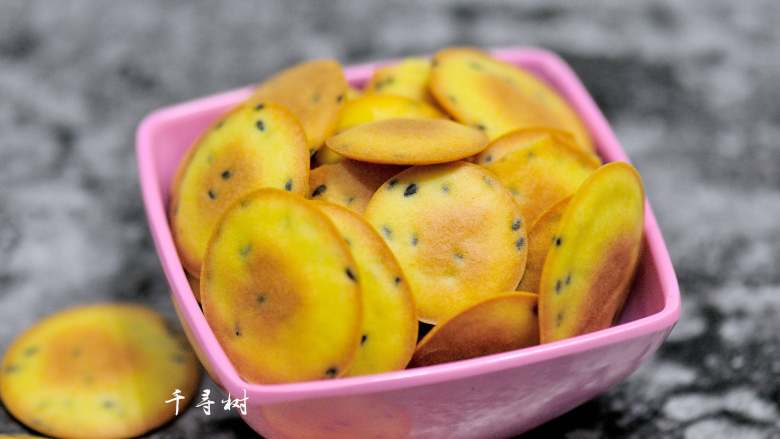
[171, 48, 646, 384]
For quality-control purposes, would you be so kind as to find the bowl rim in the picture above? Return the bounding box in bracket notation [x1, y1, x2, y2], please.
[136, 46, 681, 403]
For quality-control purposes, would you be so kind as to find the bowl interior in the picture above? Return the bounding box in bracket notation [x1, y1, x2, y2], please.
[137, 48, 678, 398]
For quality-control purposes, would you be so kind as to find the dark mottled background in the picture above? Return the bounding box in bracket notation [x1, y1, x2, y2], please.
[1, 1, 779, 438]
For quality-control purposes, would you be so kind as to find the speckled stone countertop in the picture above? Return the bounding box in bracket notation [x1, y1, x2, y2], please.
[1, 1, 779, 438]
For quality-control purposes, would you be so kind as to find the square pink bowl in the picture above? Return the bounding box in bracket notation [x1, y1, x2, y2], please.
[136, 47, 680, 438]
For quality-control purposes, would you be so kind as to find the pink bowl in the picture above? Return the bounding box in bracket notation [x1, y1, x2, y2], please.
[136, 47, 680, 438]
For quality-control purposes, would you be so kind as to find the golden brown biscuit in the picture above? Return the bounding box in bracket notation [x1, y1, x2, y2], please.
[485, 134, 599, 225]
[409, 292, 539, 367]
[316, 94, 444, 166]
[202, 189, 362, 383]
[336, 94, 444, 133]
[326, 118, 488, 165]
[430, 47, 593, 150]
[364, 162, 528, 323]
[313, 202, 417, 375]
[0, 304, 200, 439]
[516, 197, 570, 293]
[170, 101, 309, 276]
[474, 127, 584, 165]
[365, 57, 435, 104]
[251, 59, 348, 152]
[309, 159, 404, 214]
[539, 162, 645, 343]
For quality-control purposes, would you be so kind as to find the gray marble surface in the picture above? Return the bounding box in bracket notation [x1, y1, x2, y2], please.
[1, 1, 779, 438]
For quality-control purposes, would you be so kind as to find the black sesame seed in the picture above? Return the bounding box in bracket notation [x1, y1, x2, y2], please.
[207, 189, 217, 200]
[221, 169, 232, 180]
[240, 244, 252, 257]
[404, 183, 418, 197]
[381, 225, 393, 239]
[556, 312, 564, 326]
[387, 178, 399, 189]
[515, 237, 525, 250]
[234, 324, 241, 337]
[360, 334, 368, 345]
[484, 155, 493, 163]
[411, 234, 418, 246]
[555, 279, 562, 293]
[454, 253, 464, 260]
[284, 179, 293, 191]
[565, 273, 572, 285]
[346, 196, 355, 205]
[255, 103, 265, 111]
[476, 124, 486, 131]
[336, 94, 344, 102]
[325, 367, 338, 378]
[215, 121, 224, 129]
[554, 237, 563, 247]
[311, 184, 327, 197]
[256, 294, 266, 304]
[511, 219, 522, 231]
[394, 276, 401, 285]
[256, 120, 265, 131]
[441, 184, 450, 193]
[345, 268, 357, 282]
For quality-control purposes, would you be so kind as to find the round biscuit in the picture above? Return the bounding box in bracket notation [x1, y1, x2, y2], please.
[364, 161, 528, 323]
[538, 162, 645, 343]
[201, 189, 362, 383]
[0, 304, 200, 439]
[313, 202, 418, 375]
[170, 101, 309, 276]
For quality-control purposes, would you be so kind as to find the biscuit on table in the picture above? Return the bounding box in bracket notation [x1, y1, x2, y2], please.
[0, 304, 200, 439]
